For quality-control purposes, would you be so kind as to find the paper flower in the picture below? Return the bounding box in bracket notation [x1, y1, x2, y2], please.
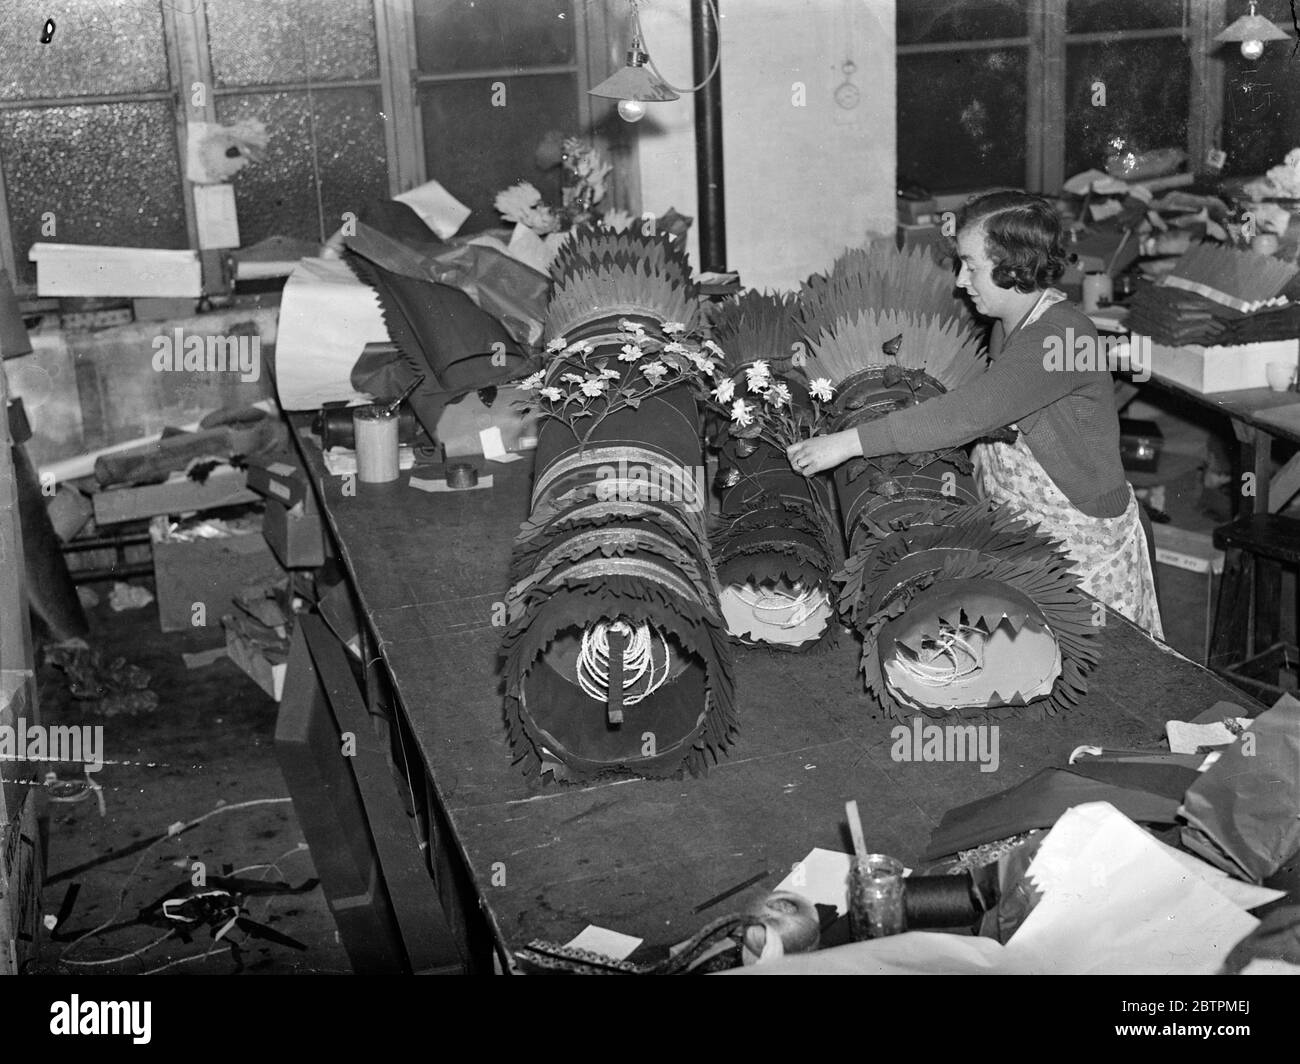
[730, 399, 754, 427]
[599, 367, 622, 380]
[565, 340, 594, 356]
[560, 372, 585, 384]
[618, 344, 643, 362]
[640, 361, 669, 384]
[539, 386, 563, 401]
[495, 181, 560, 234]
[545, 336, 568, 353]
[809, 378, 834, 402]
[518, 370, 546, 391]
[662, 322, 687, 335]
[663, 342, 689, 355]
[712, 377, 736, 403]
[745, 360, 771, 393]
[767, 382, 792, 408]
[580, 377, 608, 397]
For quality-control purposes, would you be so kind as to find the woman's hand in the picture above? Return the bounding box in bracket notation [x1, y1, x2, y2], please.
[787, 430, 861, 476]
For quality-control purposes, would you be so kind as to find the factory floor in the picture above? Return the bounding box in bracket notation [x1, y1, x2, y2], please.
[26, 389, 1295, 976]
[30, 592, 351, 975]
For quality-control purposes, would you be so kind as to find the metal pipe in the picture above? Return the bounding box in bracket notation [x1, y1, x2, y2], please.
[692, 0, 726, 273]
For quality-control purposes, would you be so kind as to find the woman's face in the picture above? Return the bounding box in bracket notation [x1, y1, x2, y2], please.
[955, 224, 1003, 318]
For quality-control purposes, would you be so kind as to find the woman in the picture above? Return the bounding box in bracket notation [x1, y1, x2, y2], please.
[786, 190, 1163, 637]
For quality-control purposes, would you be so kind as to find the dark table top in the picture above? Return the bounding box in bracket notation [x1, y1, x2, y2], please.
[292, 418, 1253, 955]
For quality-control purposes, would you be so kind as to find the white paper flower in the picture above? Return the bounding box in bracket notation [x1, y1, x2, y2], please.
[565, 340, 594, 356]
[663, 341, 689, 355]
[768, 382, 792, 408]
[545, 336, 567, 353]
[539, 386, 563, 401]
[712, 377, 736, 403]
[745, 360, 771, 393]
[662, 322, 686, 335]
[618, 344, 643, 362]
[580, 377, 609, 397]
[730, 399, 754, 427]
[691, 356, 717, 375]
[703, 340, 724, 357]
[640, 361, 668, 384]
[518, 370, 546, 391]
[619, 319, 647, 335]
[809, 378, 834, 402]
[494, 181, 560, 234]
[560, 372, 585, 384]
[600, 367, 621, 379]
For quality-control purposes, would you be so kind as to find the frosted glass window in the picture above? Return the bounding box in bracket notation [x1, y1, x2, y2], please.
[0, 104, 186, 285]
[215, 89, 388, 246]
[205, 0, 378, 86]
[0, 0, 170, 101]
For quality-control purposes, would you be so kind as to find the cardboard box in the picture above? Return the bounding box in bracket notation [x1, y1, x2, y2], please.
[262, 494, 325, 569]
[245, 458, 309, 508]
[1152, 523, 1224, 664]
[151, 524, 283, 632]
[93, 467, 258, 525]
[223, 614, 288, 701]
[1146, 338, 1300, 394]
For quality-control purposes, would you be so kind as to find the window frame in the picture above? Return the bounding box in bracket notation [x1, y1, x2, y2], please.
[896, 0, 1227, 195]
[0, 0, 631, 296]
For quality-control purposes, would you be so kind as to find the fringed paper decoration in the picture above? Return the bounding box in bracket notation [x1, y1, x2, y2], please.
[837, 502, 1099, 721]
[801, 310, 987, 553]
[708, 292, 841, 651]
[502, 230, 735, 782]
[797, 249, 1096, 720]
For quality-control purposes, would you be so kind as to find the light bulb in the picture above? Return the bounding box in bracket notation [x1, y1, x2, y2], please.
[617, 98, 647, 123]
[1241, 37, 1265, 59]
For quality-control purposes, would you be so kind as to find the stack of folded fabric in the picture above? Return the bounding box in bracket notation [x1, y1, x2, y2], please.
[709, 291, 841, 651]
[501, 226, 737, 782]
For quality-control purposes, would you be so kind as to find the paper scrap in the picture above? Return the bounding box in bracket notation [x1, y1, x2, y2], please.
[564, 925, 643, 961]
[394, 179, 471, 240]
[182, 647, 228, 669]
[1009, 802, 1258, 974]
[479, 426, 523, 463]
[323, 445, 415, 477]
[194, 184, 240, 249]
[408, 473, 494, 493]
[1167, 718, 1252, 754]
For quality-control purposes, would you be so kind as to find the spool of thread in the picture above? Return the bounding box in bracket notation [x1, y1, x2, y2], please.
[352, 404, 400, 483]
[446, 461, 478, 489]
[316, 406, 420, 451]
[902, 873, 984, 929]
[740, 891, 821, 966]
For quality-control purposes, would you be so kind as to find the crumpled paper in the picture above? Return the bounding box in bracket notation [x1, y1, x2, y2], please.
[187, 119, 269, 184]
[1180, 693, 1300, 883]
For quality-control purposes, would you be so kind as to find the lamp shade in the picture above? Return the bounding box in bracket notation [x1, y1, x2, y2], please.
[589, 62, 680, 103]
[1215, 11, 1291, 42]
[0, 269, 32, 359]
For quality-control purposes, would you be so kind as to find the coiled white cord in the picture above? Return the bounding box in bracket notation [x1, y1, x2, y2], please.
[734, 582, 828, 629]
[577, 620, 671, 705]
[891, 623, 985, 687]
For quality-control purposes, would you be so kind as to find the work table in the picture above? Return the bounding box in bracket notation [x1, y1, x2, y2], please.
[287, 414, 1254, 968]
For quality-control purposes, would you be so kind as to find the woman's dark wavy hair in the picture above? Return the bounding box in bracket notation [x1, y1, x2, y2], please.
[955, 190, 1070, 293]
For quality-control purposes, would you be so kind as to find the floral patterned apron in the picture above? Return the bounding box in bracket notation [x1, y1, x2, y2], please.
[971, 290, 1164, 638]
